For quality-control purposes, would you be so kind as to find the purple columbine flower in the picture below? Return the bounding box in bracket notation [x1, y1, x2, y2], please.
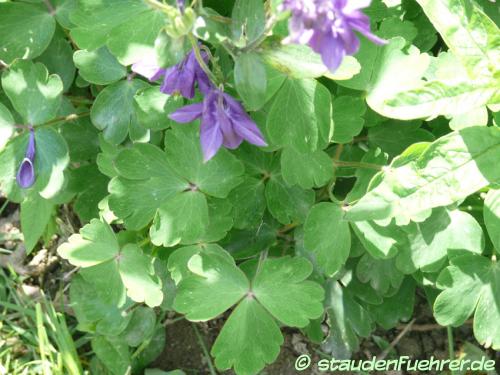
[16, 127, 36, 189]
[169, 89, 267, 162]
[132, 49, 212, 99]
[281, 0, 387, 72]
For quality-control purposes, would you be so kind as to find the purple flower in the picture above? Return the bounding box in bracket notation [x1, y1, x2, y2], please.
[132, 49, 212, 99]
[281, 0, 386, 72]
[169, 90, 267, 162]
[16, 127, 36, 189]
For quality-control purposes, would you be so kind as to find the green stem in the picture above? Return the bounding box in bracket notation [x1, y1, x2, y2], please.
[333, 160, 383, 171]
[188, 34, 219, 84]
[137, 237, 151, 248]
[241, 15, 277, 53]
[0, 200, 10, 217]
[192, 323, 217, 375]
[255, 249, 268, 278]
[447, 326, 456, 375]
[144, 0, 176, 15]
[38, 112, 90, 128]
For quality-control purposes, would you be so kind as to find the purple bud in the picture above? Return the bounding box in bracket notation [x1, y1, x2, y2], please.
[16, 127, 36, 189]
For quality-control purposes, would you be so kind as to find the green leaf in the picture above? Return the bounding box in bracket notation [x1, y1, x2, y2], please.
[346, 127, 500, 225]
[80, 261, 126, 308]
[484, 189, 500, 254]
[58, 219, 119, 267]
[265, 176, 315, 225]
[229, 177, 266, 229]
[323, 280, 372, 358]
[59, 220, 163, 307]
[109, 143, 187, 230]
[234, 52, 267, 111]
[70, 273, 130, 335]
[231, 0, 265, 44]
[368, 277, 416, 329]
[331, 96, 366, 144]
[211, 298, 283, 375]
[356, 253, 404, 296]
[0, 127, 69, 202]
[0, 102, 14, 150]
[168, 244, 207, 284]
[150, 191, 209, 247]
[196, 197, 234, 243]
[351, 220, 407, 259]
[253, 257, 324, 327]
[90, 79, 148, 144]
[415, 0, 500, 78]
[92, 336, 131, 375]
[2, 60, 63, 125]
[174, 246, 249, 321]
[396, 209, 484, 273]
[73, 47, 126, 85]
[434, 254, 500, 350]
[134, 88, 183, 130]
[0, 2, 55, 64]
[20, 194, 54, 254]
[267, 78, 332, 153]
[383, 79, 499, 121]
[69, 0, 159, 62]
[69, 164, 109, 222]
[37, 28, 76, 92]
[118, 244, 163, 307]
[260, 41, 360, 80]
[378, 17, 418, 43]
[304, 203, 351, 276]
[281, 149, 333, 189]
[367, 120, 435, 155]
[107, 10, 165, 66]
[164, 125, 244, 198]
[345, 148, 388, 203]
[61, 116, 100, 162]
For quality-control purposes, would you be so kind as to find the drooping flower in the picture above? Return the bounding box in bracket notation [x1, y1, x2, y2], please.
[281, 0, 387, 72]
[131, 49, 212, 99]
[16, 127, 36, 189]
[169, 89, 267, 161]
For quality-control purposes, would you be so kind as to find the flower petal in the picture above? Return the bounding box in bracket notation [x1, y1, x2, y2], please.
[169, 103, 204, 123]
[16, 158, 35, 189]
[318, 34, 346, 72]
[200, 117, 223, 162]
[233, 117, 267, 147]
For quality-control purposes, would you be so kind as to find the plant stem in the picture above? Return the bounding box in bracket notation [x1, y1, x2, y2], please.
[333, 160, 383, 171]
[144, 0, 176, 14]
[42, 0, 56, 15]
[138, 237, 151, 248]
[192, 323, 217, 375]
[188, 33, 219, 84]
[241, 15, 277, 53]
[38, 112, 90, 128]
[447, 326, 456, 375]
[0, 200, 10, 217]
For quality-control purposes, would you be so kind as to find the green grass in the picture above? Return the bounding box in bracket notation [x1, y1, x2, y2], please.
[0, 269, 86, 375]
